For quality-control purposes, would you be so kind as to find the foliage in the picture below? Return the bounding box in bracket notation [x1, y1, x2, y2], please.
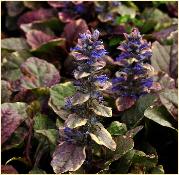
[1, 1, 178, 174]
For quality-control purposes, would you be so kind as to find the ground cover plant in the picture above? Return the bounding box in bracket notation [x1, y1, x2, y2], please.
[1, 1, 178, 174]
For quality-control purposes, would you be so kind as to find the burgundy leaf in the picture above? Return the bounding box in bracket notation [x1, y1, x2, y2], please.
[63, 19, 88, 44]
[1, 102, 28, 144]
[116, 96, 136, 112]
[18, 8, 55, 26]
[51, 142, 86, 173]
[20, 57, 60, 90]
[6, 1, 25, 17]
[159, 89, 178, 120]
[58, 12, 75, 23]
[1, 165, 18, 174]
[26, 30, 55, 49]
[152, 25, 177, 42]
[48, 1, 67, 8]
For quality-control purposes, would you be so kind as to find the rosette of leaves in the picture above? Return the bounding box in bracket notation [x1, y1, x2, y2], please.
[51, 29, 116, 173]
[112, 28, 156, 111]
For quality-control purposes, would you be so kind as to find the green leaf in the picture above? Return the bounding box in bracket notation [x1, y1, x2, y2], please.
[109, 37, 121, 47]
[132, 150, 158, 168]
[1, 102, 28, 144]
[48, 82, 76, 119]
[35, 129, 58, 153]
[2, 50, 32, 81]
[31, 38, 65, 54]
[112, 150, 135, 173]
[114, 4, 136, 18]
[121, 94, 156, 129]
[2, 127, 28, 151]
[1, 38, 30, 51]
[151, 165, 164, 174]
[141, 8, 172, 32]
[65, 114, 87, 128]
[107, 121, 127, 136]
[91, 101, 112, 117]
[29, 167, 46, 174]
[34, 113, 56, 130]
[144, 106, 177, 130]
[90, 122, 116, 151]
[51, 142, 86, 173]
[20, 57, 60, 89]
[56, 118, 64, 128]
[104, 135, 134, 168]
[159, 89, 178, 120]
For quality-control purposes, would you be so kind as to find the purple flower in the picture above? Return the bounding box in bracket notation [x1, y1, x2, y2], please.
[116, 52, 132, 61]
[112, 77, 125, 84]
[117, 28, 152, 62]
[74, 4, 86, 14]
[71, 29, 108, 76]
[112, 28, 155, 99]
[91, 49, 107, 59]
[141, 78, 153, 88]
[63, 127, 84, 144]
[133, 63, 146, 75]
[95, 75, 109, 84]
[64, 97, 72, 109]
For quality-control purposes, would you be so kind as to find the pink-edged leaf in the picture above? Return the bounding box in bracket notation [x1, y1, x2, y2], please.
[20, 57, 60, 90]
[1, 165, 18, 174]
[1, 102, 28, 144]
[58, 12, 75, 23]
[26, 30, 55, 49]
[51, 142, 86, 173]
[48, 1, 67, 8]
[63, 19, 88, 43]
[116, 96, 136, 112]
[18, 8, 55, 26]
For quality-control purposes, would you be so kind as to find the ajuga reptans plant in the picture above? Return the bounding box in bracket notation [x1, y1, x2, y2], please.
[112, 28, 155, 110]
[51, 30, 116, 173]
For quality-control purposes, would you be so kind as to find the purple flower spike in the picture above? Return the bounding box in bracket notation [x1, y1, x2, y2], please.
[112, 28, 155, 99]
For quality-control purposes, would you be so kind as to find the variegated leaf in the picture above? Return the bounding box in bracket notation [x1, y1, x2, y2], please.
[90, 122, 116, 151]
[91, 101, 112, 117]
[71, 93, 90, 106]
[65, 114, 88, 128]
[51, 142, 86, 173]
